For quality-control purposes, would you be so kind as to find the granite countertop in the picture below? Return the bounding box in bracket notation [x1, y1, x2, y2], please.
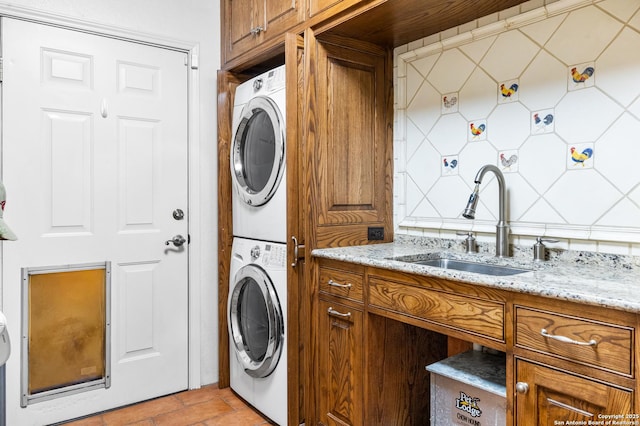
[312, 235, 640, 314]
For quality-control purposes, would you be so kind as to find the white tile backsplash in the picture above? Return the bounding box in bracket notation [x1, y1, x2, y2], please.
[481, 31, 540, 82]
[545, 6, 623, 65]
[394, 0, 640, 250]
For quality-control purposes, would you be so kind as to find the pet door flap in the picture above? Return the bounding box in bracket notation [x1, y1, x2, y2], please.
[21, 262, 111, 406]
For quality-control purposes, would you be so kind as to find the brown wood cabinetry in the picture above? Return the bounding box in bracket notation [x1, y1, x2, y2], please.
[316, 260, 450, 426]
[308, 0, 365, 20]
[515, 360, 633, 426]
[369, 275, 505, 341]
[312, 261, 640, 426]
[318, 298, 364, 426]
[220, 0, 531, 70]
[513, 298, 637, 425]
[222, 0, 304, 64]
[515, 306, 633, 376]
[305, 32, 393, 248]
[318, 261, 365, 426]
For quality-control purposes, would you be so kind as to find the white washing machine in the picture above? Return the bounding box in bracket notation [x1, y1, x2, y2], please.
[228, 237, 287, 425]
[231, 65, 287, 243]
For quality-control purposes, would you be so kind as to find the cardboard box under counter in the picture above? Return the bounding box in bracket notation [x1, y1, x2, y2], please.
[426, 350, 506, 426]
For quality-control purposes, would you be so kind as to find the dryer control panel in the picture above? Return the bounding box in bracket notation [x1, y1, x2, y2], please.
[248, 241, 287, 270]
[259, 243, 286, 270]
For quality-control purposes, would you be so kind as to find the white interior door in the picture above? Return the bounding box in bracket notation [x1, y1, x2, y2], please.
[1, 18, 189, 425]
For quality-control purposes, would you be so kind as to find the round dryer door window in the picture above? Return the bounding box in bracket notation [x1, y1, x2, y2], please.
[231, 96, 285, 207]
[228, 264, 284, 378]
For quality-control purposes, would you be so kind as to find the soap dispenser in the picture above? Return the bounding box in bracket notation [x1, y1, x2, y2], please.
[533, 237, 557, 262]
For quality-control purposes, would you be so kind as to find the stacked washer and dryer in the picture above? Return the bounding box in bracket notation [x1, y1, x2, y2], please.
[227, 65, 288, 425]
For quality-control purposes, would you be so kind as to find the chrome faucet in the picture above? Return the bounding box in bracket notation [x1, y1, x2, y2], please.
[462, 164, 510, 257]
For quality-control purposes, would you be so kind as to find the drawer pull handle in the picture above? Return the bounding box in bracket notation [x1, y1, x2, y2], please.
[540, 329, 598, 347]
[327, 307, 351, 318]
[328, 279, 352, 289]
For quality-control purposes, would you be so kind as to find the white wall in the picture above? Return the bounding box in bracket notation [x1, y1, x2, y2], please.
[0, 0, 221, 384]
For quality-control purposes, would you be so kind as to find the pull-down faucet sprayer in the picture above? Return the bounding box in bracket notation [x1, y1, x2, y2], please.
[462, 164, 510, 257]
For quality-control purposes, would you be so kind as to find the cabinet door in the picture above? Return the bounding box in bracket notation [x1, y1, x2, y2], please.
[225, 0, 257, 60]
[306, 33, 392, 248]
[264, 0, 304, 36]
[515, 360, 633, 426]
[318, 299, 363, 426]
[223, 0, 304, 63]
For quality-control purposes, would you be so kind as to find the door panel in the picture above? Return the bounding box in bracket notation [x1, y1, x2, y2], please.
[515, 360, 633, 426]
[1, 18, 189, 425]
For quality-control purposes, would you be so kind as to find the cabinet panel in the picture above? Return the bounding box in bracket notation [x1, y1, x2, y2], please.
[318, 298, 364, 426]
[308, 0, 363, 19]
[515, 359, 633, 426]
[266, 0, 301, 30]
[223, 0, 304, 63]
[226, 0, 258, 61]
[319, 265, 364, 303]
[515, 306, 633, 376]
[369, 277, 504, 341]
[307, 34, 392, 248]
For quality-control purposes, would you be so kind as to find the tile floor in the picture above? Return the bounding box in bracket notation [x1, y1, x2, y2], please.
[60, 384, 276, 426]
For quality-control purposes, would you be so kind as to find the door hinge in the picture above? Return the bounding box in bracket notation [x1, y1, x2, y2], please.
[189, 53, 199, 70]
[291, 236, 305, 267]
[0, 58, 3, 82]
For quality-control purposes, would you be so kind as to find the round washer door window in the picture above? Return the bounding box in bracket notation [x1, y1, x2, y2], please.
[231, 96, 285, 207]
[228, 264, 283, 378]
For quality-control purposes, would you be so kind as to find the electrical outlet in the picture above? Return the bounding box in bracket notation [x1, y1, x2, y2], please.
[368, 227, 384, 241]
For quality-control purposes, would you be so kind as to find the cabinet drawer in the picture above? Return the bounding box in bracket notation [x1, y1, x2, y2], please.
[368, 277, 504, 341]
[319, 267, 364, 303]
[515, 307, 633, 376]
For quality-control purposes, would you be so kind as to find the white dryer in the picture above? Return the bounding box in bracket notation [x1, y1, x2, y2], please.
[228, 237, 287, 425]
[231, 65, 287, 243]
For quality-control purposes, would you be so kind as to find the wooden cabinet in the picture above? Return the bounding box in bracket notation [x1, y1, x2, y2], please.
[305, 32, 393, 248]
[515, 360, 633, 425]
[319, 263, 364, 303]
[318, 299, 364, 426]
[366, 268, 507, 350]
[308, 0, 365, 20]
[514, 299, 636, 425]
[515, 306, 633, 376]
[312, 261, 640, 426]
[368, 275, 505, 342]
[222, 0, 304, 63]
[318, 261, 365, 426]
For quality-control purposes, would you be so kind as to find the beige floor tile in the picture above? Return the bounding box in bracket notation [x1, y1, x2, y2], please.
[101, 396, 184, 426]
[152, 398, 235, 426]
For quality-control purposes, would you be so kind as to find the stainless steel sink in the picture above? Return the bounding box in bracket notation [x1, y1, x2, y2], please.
[412, 258, 530, 276]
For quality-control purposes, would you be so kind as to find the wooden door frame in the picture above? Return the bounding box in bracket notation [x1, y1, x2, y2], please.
[0, 3, 203, 389]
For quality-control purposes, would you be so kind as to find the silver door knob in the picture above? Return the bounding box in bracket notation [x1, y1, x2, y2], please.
[515, 382, 529, 394]
[165, 235, 186, 247]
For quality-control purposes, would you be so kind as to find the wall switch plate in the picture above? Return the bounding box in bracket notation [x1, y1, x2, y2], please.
[368, 226, 384, 240]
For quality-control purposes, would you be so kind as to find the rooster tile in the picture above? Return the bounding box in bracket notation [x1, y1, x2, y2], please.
[441, 92, 459, 114]
[468, 119, 487, 141]
[567, 143, 594, 169]
[441, 155, 459, 176]
[568, 63, 595, 90]
[498, 79, 519, 103]
[531, 109, 555, 134]
[499, 150, 519, 173]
